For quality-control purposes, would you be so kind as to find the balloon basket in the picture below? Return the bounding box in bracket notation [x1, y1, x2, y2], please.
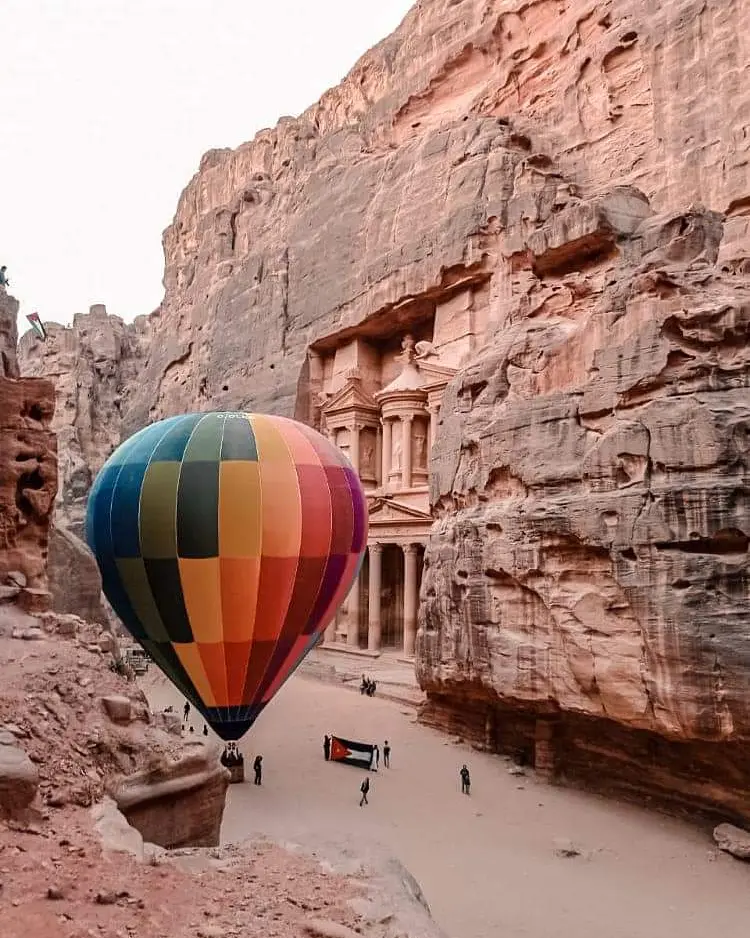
[228, 764, 245, 784]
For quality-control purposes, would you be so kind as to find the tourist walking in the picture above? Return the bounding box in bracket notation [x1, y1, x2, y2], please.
[359, 776, 370, 806]
[323, 734, 331, 760]
[183, 701, 190, 723]
[383, 740, 391, 768]
[460, 764, 471, 795]
[253, 755, 263, 785]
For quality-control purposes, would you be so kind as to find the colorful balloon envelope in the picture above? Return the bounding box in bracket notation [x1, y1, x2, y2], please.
[85, 412, 368, 740]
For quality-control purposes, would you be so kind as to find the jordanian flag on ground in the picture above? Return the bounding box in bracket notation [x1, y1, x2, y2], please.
[26, 312, 47, 341]
[329, 736, 374, 770]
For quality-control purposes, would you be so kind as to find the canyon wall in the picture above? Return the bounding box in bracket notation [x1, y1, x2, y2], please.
[19, 0, 750, 816]
[0, 289, 57, 615]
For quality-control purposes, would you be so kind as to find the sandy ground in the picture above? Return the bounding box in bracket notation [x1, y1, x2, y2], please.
[147, 672, 750, 938]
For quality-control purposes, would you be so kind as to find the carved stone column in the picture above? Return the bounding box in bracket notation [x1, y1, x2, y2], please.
[349, 422, 360, 475]
[324, 616, 337, 645]
[428, 405, 439, 454]
[367, 543, 383, 653]
[347, 574, 360, 648]
[402, 543, 419, 657]
[402, 415, 413, 489]
[381, 418, 392, 490]
[375, 428, 382, 486]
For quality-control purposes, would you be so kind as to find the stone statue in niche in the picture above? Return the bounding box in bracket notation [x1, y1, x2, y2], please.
[361, 431, 376, 474]
[392, 433, 402, 471]
[335, 427, 350, 457]
[412, 427, 427, 468]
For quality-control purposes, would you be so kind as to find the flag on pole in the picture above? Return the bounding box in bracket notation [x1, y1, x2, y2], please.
[26, 312, 47, 341]
[329, 736, 375, 770]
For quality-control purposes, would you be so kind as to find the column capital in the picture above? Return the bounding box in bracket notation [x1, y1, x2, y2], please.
[401, 414, 414, 424]
[369, 541, 383, 554]
[402, 542, 420, 555]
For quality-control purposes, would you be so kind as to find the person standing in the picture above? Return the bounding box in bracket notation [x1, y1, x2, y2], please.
[460, 764, 471, 795]
[323, 734, 331, 761]
[359, 776, 370, 807]
[383, 740, 391, 768]
[372, 744, 380, 770]
[0, 266, 9, 287]
[253, 754, 263, 785]
[183, 701, 190, 723]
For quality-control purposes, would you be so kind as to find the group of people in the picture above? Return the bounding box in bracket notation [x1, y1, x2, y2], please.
[360, 675, 377, 696]
[220, 743, 244, 767]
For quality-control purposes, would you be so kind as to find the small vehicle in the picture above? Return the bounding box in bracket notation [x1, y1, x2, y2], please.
[126, 648, 149, 675]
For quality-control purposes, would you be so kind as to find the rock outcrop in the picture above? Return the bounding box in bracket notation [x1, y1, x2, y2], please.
[0, 727, 38, 819]
[17, 0, 750, 820]
[18, 304, 150, 534]
[113, 740, 230, 849]
[47, 521, 107, 624]
[0, 289, 58, 614]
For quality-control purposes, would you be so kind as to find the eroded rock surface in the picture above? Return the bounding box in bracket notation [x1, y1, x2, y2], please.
[0, 294, 58, 613]
[47, 521, 107, 624]
[18, 304, 150, 533]
[113, 740, 230, 849]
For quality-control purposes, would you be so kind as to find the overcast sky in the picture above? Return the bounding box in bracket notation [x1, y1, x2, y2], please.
[1, 1, 413, 332]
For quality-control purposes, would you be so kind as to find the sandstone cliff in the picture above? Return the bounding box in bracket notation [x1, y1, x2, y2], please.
[19, 0, 750, 819]
[18, 304, 150, 534]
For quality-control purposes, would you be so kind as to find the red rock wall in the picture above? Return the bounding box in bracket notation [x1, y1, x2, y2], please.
[0, 290, 58, 613]
[0, 375, 58, 611]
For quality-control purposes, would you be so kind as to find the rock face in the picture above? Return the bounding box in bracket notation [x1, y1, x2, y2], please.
[0, 290, 58, 614]
[18, 0, 750, 819]
[47, 522, 107, 624]
[0, 287, 20, 378]
[113, 741, 230, 849]
[18, 304, 150, 534]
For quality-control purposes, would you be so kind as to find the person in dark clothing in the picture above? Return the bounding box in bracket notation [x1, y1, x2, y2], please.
[253, 755, 263, 785]
[183, 702, 190, 722]
[359, 776, 370, 806]
[383, 740, 391, 768]
[460, 764, 471, 794]
[323, 735, 331, 760]
[203, 724, 208, 736]
[0, 266, 9, 288]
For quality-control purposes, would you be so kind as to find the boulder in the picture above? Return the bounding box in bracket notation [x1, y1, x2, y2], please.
[0, 731, 38, 817]
[47, 523, 108, 624]
[114, 740, 230, 849]
[101, 695, 133, 724]
[713, 824, 750, 861]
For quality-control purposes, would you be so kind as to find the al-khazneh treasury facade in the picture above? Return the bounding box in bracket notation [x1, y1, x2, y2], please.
[306, 283, 488, 656]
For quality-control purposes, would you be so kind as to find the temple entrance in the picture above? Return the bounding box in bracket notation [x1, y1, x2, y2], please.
[380, 543, 404, 649]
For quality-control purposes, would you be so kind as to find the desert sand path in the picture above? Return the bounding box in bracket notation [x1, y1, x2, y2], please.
[147, 672, 750, 938]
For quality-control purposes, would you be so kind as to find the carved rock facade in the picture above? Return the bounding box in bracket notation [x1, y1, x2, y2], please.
[18, 0, 750, 817]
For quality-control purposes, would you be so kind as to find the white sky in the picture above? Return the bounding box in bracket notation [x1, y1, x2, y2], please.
[1, 0, 413, 332]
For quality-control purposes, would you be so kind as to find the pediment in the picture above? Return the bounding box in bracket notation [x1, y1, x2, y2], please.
[367, 496, 433, 524]
[417, 360, 458, 385]
[321, 378, 379, 418]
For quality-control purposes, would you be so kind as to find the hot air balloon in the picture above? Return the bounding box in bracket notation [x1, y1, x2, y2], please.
[85, 412, 368, 740]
